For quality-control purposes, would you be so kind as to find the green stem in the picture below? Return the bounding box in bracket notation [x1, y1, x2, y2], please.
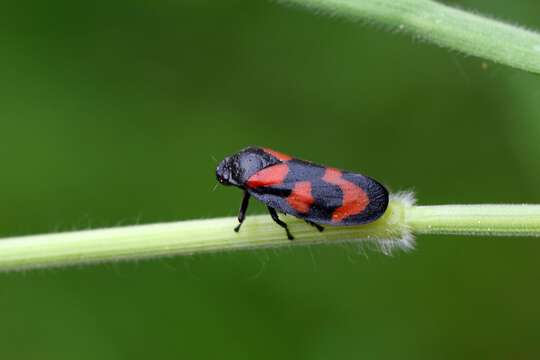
[408, 204, 540, 236]
[1, 194, 540, 272]
[0, 194, 414, 272]
[280, 0, 540, 74]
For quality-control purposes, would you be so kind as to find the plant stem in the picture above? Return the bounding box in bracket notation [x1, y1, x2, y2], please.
[0, 194, 414, 272]
[279, 0, 540, 74]
[408, 204, 540, 236]
[1, 195, 540, 272]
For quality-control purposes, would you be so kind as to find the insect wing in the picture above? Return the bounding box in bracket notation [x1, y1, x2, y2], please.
[245, 160, 388, 226]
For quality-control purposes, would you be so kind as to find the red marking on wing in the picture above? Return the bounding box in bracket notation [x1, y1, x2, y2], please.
[263, 148, 292, 162]
[246, 163, 289, 188]
[287, 181, 314, 213]
[322, 168, 369, 222]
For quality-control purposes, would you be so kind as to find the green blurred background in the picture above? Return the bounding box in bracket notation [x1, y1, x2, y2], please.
[1, 0, 540, 358]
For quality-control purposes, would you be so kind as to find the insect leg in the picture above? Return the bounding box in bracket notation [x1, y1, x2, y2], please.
[305, 220, 324, 232]
[267, 206, 294, 240]
[234, 191, 251, 232]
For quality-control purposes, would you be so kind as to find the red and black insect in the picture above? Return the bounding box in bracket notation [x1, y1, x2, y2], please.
[216, 147, 388, 240]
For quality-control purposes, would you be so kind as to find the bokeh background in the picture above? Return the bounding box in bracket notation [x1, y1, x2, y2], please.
[1, 0, 540, 358]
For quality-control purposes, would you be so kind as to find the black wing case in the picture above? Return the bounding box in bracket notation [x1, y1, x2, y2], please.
[247, 160, 389, 226]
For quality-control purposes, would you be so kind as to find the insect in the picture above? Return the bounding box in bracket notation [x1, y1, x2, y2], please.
[216, 147, 389, 240]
